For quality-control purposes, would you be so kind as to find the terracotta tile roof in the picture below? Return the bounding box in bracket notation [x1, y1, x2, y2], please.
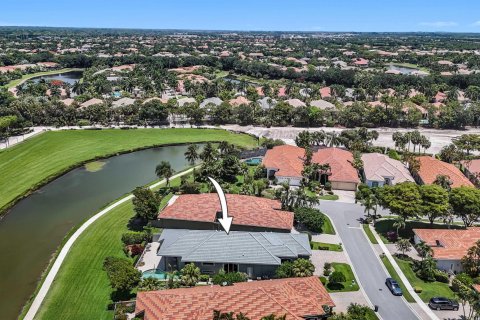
[263, 145, 305, 178]
[474, 284, 480, 293]
[229, 96, 251, 106]
[135, 277, 335, 320]
[320, 87, 331, 98]
[460, 159, 480, 175]
[414, 228, 480, 260]
[159, 194, 293, 231]
[416, 156, 473, 188]
[263, 146, 359, 184]
[312, 148, 360, 183]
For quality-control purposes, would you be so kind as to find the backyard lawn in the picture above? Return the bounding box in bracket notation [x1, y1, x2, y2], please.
[34, 176, 184, 320]
[323, 263, 360, 292]
[0, 128, 257, 215]
[395, 258, 455, 302]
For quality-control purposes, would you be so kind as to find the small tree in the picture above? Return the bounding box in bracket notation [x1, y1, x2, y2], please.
[392, 216, 406, 237]
[396, 238, 412, 257]
[155, 161, 174, 186]
[138, 277, 163, 291]
[461, 240, 480, 277]
[132, 187, 161, 220]
[291, 259, 315, 277]
[184, 144, 199, 165]
[415, 241, 433, 260]
[180, 263, 201, 287]
[103, 256, 141, 296]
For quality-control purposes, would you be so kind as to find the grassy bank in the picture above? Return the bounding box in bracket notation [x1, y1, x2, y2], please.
[3, 68, 84, 89]
[380, 256, 415, 303]
[322, 263, 360, 293]
[0, 128, 258, 215]
[322, 214, 336, 235]
[34, 175, 184, 320]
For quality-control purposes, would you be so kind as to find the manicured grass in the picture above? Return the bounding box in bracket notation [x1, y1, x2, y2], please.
[0, 128, 257, 215]
[311, 241, 343, 252]
[35, 175, 184, 320]
[321, 213, 336, 235]
[324, 263, 360, 292]
[395, 258, 455, 302]
[319, 194, 339, 201]
[374, 219, 465, 244]
[380, 256, 415, 303]
[362, 224, 378, 244]
[3, 68, 83, 89]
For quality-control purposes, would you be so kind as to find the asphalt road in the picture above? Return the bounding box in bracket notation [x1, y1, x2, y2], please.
[318, 201, 420, 320]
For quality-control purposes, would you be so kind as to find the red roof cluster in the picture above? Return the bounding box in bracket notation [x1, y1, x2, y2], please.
[159, 194, 293, 231]
[263, 145, 359, 183]
[416, 156, 473, 188]
[414, 228, 480, 260]
[135, 277, 335, 320]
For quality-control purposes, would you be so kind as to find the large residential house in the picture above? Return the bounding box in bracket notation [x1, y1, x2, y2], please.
[156, 229, 311, 278]
[413, 228, 480, 273]
[263, 145, 359, 191]
[361, 153, 414, 187]
[135, 276, 335, 320]
[156, 194, 293, 233]
[414, 156, 474, 188]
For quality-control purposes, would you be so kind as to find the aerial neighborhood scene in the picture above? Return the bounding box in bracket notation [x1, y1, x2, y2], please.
[2, 1, 480, 320]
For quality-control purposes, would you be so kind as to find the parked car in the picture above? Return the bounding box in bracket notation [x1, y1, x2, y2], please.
[385, 278, 403, 296]
[428, 297, 459, 311]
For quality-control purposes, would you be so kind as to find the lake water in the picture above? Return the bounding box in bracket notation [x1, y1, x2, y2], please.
[387, 64, 420, 75]
[31, 71, 83, 85]
[0, 144, 198, 320]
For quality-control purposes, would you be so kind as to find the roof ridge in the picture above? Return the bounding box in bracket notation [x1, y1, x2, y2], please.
[289, 233, 311, 253]
[253, 233, 282, 264]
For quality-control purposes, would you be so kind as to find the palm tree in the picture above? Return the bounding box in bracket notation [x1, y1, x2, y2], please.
[155, 161, 174, 186]
[200, 142, 218, 163]
[393, 216, 406, 236]
[184, 144, 199, 165]
[415, 241, 433, 260]
[291, 258, 315, 277]
[361, 193, 378, 220]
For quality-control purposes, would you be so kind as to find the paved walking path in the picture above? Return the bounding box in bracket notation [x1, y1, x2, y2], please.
[24, 168, 195, 320]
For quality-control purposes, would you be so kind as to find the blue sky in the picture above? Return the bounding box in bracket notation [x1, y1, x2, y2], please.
[2, 0, 480, 32]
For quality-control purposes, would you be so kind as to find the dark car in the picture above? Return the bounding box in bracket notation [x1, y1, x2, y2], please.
[385, 278, 403, 296]
[428, 297, 459, 311]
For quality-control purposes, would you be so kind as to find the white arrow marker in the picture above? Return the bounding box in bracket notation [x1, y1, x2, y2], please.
[208, 177, 233, 234]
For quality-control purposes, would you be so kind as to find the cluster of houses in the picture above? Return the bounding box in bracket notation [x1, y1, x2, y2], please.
[134, 193, 335, 319]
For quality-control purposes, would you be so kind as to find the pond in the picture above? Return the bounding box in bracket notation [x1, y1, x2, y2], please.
[31, 70, 83, 85]
[0, 144, 200, 320]
[387, 64, 420, 75]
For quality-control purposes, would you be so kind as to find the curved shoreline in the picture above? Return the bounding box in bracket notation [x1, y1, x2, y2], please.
[23, 167, 196, 320]
[4, 68, 84, 90]
[0, 128, 254, 218]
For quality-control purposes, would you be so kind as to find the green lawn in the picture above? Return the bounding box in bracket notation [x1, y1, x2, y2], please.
[34, 175, 184, 320]
[311, 241, 343, 252]
[374, 219, 465, 244]
[319, 194, 339, 201]
[380, 256, 415, 303]
[0, 128, 257, 215]
[3, 68, 84, 89]
[324, 263, 360, 292]
[321, 213, 336, 235]
[395, 258, 455, 302]
[362, 224, 378, 244]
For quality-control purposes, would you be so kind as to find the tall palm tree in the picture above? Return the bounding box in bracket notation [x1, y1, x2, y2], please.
[184, 144, 199, 165]
[393, 216, 406, 236]
[155, 161, 174, 186]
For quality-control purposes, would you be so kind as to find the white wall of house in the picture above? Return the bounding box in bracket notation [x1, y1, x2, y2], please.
[366, 179, 385, 188]
[276, 176, 302, 186]
[436, 259, 463, 273]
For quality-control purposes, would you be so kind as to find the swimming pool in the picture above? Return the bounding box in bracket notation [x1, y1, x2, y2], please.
[142, 269, 179, 280]
[244, 157, 262, 165]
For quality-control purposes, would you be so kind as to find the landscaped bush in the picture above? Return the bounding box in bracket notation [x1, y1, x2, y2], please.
[434, 270, 450, 283]
[199, 274, 210, 282]
[451, 278, 467, 292]
[319, 276, 327, 285]
[103, 256, 141, 298]
[455, 273, 474, 286]
[324, 262, 332, 276]
[327, 271, 346, 290]
[414, 286, 423, 293]
[212, 270, 247, 285]
[275, 261, 294, 278]
[124, 244, 144, 257]
[294, 207, 325, 233]
[121, 231, 150, 245]
[387, 231, 398, 242]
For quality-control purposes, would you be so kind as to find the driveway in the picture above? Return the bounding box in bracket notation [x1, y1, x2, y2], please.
[318, 201, 420, 320]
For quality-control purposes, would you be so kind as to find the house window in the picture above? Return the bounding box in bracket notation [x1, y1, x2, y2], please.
[384, 178, 392, 186]
[202, 262, 214, 266]
[223, 263, 238, 273]
[372, 181, 379, 188]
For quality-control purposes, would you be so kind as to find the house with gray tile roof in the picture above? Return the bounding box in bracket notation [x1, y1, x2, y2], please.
[157, 229, 311, 278]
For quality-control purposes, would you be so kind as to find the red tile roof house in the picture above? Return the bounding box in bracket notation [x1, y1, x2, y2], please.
[263, 145, 360, 191]
[459, 159, 480, 186]
[413, 228, 480, 273]
[414, 156, 474, 188]
[135, 276, 335, 320]
[156, 194, 294, 233]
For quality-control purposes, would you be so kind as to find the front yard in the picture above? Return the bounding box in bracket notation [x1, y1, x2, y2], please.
[321, 263, 360, 293]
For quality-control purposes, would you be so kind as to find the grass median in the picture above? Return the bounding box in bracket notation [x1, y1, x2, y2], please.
[380, 256, 415, 303]
[0, 128, 257, 215]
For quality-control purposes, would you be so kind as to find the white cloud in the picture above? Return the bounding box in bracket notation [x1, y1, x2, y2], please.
[419, 21, 458, 28]
[472, 21, 480, 26]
